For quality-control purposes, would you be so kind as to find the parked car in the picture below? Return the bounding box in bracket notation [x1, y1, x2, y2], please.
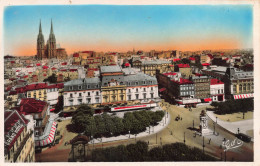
[236, 133, 251, 142]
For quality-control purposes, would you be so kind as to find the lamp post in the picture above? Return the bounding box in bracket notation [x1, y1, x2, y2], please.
[184, 132, 186, 144]
[237, 128, 240, 134]
[149, 126, 150, 134]
[160, 137, 162, 146]
[202, 136, 205, 154]
[213, 122, 215, 135]
[216, 117, 218, 124]
[156, 133, 158, 144]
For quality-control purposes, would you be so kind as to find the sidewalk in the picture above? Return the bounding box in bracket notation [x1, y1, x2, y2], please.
[89, 111, 171, 144]
[206, 111, 253, 136]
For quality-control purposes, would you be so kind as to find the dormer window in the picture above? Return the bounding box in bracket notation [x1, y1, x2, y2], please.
[78, 86, 82, 90]
[69, 86, 73, 90]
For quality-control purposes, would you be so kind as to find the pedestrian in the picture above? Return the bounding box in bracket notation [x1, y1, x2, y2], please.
[209, 138, 211, 144]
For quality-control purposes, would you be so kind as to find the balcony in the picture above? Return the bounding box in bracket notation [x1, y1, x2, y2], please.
[13, 130, 33, 162]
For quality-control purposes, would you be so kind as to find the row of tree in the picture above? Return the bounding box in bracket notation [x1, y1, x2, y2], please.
[211, 98, 254, 115]
[91, 141, 216, 161]
[71, 104, 165, 138]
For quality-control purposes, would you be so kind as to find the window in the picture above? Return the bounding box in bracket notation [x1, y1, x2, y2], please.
[135, 94, 139, 99]
[239, 84, 242, 91]
[79, 93, 82, 97]
[136, 88, 138, 92]
[88, 92, 90, 96]
[87, 85, 90, 88]
[143, 88, 146, 92]
[128, 89, 131, 93]
[78, 99, 82, 104]
[121, 90, 123, 93]
[35, 131, 39, 136]
[95, 97, 99, 103]
[151, 87, 153, 91]
[143, 93, 146, 99]
[112, 96, 116, 102]
[243, 84, 246, 91]
[78, 86, 82, 90]
[150, 93, 154, 98]
[70, 94, 73, 98]
[69, 86, 73, 90]
[120, 95, 124, 101]
[87, 98, 91, 103]
[128, 95, 131, 100]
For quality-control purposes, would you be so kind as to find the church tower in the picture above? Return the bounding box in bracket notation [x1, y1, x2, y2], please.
[37, 20, 45, 60]
[47, 19, 56, 59]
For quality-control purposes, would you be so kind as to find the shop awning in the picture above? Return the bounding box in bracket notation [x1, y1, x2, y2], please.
[35, 121, 57, 147]
[159, 88, 166, 92]
[234, 93, 254, 100]
[204, 98, 212, 102]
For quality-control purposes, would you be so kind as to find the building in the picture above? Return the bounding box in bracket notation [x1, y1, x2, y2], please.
[125, 73, 159, 105]
[175, 64, 192, 78]
[192, 76, 211, 100]
[202, 66, 254, 100]
[36, 20, 67, 59]
[223, 66, 254, 99]
[100, 65, 127, 106]
[4, 110, 35, 162]
[131, 59, 174, 76]
[17, 98, 50, 137]
[63, 77, 101, 110]
[171, 78, 195, 99]
[210, 79, 225, 102]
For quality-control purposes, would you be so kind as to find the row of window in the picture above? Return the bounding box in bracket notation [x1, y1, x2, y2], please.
[68, 84, 99, 90]
[180, 91, 194, 96]
[180, 86, 194, 90]
[68, 98, 100, 105]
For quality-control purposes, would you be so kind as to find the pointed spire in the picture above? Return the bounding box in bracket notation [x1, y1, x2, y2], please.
[50, 19, 54, 34]
[39, 19, 42, 33]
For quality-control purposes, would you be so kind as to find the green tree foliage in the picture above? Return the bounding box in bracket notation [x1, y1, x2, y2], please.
[91, 142, 216, 161]
[43, 73, 57, 83]
[212, 99, 254, 115]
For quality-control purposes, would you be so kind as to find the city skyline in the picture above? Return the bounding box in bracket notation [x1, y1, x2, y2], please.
[4, 5, 253, 56]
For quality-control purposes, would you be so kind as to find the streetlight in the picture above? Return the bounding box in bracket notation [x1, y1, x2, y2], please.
[213, 122, 215, 135]
[160, 137, 162, 146]
[149, 126, 150, 134]
[156, 133, 158, 144]
[184, 132, 186, 144]
[202, 136, 205, 154]
[216, 117, 218, 124]
[237, 128, 240, 134]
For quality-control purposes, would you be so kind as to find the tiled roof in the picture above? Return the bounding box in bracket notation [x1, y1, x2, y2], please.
[18, 98, 48, 114]
[177, 64, 190, 68]
[210, 79, 224, 85]
[163, 72, 177, 76]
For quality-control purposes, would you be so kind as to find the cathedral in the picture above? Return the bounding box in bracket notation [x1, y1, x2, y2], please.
[36, 20, 67, 59]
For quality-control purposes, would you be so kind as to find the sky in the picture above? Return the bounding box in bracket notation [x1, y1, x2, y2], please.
[4, 5, 253, 56]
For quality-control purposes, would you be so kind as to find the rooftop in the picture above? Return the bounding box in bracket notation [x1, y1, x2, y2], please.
[100, 65, 122, 73]
[18, 98, 48, 114]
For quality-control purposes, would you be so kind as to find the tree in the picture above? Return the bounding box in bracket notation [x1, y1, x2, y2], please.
[84, 116, 97, 137]
[43, 73, 57, 83]
[112, 116, 124, 135]
[102, 113, 117, 136]
[94, 115, 106, 138]
[75, 104, 94, 116]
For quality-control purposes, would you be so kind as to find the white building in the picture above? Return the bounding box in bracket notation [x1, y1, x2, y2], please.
[210, 79, 225, 102]
[125, 73, 159, 102]
[63, 78, 101, 107]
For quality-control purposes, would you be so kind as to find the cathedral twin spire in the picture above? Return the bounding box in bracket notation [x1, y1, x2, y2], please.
[37, 19, 56, 59]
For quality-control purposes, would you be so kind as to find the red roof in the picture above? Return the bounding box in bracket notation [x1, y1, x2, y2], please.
[195, 73, 203, 76]
[5, 110, 28, 150]
[51, 67, 57, 70]
[140, 56, 145, 59]
[73, 53, 79, 57]
[210, 79, 224, 85]
[60, 69, 67, 72]
[189, 57, 195, 61]
[159, 88, 166, 92]
[204, 98, 212, 102]
[82, 51, 93, 53]
[108, 52, 117, 55]
[172, 78, 193, 85]
[23, 75, 28, 78]
[207, 54, 214, 59]
[43, 66, 49, 69]
[163, 72, 177, 76]
[224, 58, 229, 61]
[232, 55, 241, 58]
[202, 63, 210, 66]
[26, 65, 32, 68]
[177, 64, 190, 68]
[125, 63, 130, 67]
[16, 70, 20, 72]
[88, 68, 99, 71]
[32, 75, 37, 77]
[18, 98, 48, 114]
[25, 83, 48, 91]
[69, 69, 77, 72]
[11, 61, 15, 63]
[36, 63, 41, 66]
[61, 62, 67, 65]
[173, 58, 181, 62]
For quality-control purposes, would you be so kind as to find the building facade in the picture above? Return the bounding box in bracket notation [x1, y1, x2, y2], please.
[4, 110, 35, 162]
[210, 79, 225, 102]
[192, 76, 211, 99]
